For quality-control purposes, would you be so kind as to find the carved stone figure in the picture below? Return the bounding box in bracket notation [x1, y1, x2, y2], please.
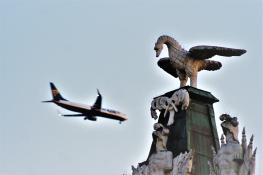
[172, 150, 193, 175]
[132, 151, 173, 175]
[132, 150, 193, 175]
[150, 89, 190, 126]
[151, 96, 170, 120]
[154, 35, 246, 87]
[132, 165, 149, 175]
[208, 114, 257, 175]
[149, 151, 173, 175]
[164, 89, 189, 126]
[220, 114, 239, 143]
[153, 123, 170, 152]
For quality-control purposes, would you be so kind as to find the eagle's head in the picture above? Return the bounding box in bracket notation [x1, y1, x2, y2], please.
[154, 43, 163, 57]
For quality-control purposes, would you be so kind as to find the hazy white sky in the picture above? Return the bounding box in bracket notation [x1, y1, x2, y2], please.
[1, 0, 262, 175]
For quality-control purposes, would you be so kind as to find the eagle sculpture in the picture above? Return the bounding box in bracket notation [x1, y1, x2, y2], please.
[154, 35, 246, 87]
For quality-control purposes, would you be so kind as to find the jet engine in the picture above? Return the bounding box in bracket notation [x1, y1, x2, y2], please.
[84, 116, 97, 121]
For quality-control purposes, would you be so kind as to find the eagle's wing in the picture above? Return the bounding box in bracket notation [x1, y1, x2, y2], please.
[157, 57, 178, 78]
[202, 60, 222, 71]
[188, 45, 246, 59]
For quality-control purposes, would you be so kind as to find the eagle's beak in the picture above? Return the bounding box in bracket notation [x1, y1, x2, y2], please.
[156, 50, 161, 57]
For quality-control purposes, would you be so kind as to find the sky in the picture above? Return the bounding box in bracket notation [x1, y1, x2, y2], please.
[0, 0, 262, 175]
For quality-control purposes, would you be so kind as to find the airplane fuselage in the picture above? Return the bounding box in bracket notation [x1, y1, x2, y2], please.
[43, 82, 128, 122]
[54, 100, 127, 121]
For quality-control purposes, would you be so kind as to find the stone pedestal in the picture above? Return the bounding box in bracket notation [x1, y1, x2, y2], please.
[147, 86, 220, 175]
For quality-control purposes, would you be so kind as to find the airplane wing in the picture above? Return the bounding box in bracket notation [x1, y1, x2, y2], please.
[61, 114, 85, 117]
[94, 109, 127, 121]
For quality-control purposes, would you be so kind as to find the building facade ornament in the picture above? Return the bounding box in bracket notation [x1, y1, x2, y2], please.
[150, 89, 189, 126]
[208, 114, 256, 175]
[153, 123, 170, 152]
[132, 150, 193, 175]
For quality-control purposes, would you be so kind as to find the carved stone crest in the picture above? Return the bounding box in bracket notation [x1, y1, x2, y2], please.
[150, 89, 190, 126]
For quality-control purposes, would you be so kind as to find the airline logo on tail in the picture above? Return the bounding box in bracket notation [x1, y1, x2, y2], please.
[52, 89, 59, 97]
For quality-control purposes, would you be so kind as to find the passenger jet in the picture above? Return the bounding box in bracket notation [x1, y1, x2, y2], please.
[43, 82, 128, 123]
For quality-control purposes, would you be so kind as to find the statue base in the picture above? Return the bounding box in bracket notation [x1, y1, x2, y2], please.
[141, 87, 220, 175]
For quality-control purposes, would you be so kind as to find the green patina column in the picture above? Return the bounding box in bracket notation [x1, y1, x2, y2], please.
[148, 86, 220, 175]
[184, 86, 220, 175]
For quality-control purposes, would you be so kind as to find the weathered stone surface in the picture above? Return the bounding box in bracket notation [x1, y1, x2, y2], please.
[172, 150, 193, 175]
[153, 123, 169, 152]
[132, 150, 192, 175]
[208, 114, 256, 175]
[132, 151, 173, 175]
[149, 151, 173, 174]
[147, 87, 220, 175]
[150, 89, 190, 126]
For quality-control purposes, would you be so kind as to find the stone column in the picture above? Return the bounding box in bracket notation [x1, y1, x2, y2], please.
[147, 86, 220, 175]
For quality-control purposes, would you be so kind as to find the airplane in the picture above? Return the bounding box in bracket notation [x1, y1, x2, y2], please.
[43, 82, 128, 123]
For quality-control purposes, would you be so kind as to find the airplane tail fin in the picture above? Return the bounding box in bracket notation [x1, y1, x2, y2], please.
[92, 89, 102, 109]
[48, 82, 67, 101]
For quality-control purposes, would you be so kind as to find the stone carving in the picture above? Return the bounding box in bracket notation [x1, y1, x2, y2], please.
[132, 151, 173, 175]
[220, 114, 239, 143]
[150, 89, 189, 126]
[172, 150, 193, 175]
[154, 35, 246, 87]
[132, 165, 149, 175]
[208, 114, 257, 175]
[132, 150, 193, 175]
[151, 96, 171, 120]
[153, 123, 170, 152]
[149, 151, 173, 175]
